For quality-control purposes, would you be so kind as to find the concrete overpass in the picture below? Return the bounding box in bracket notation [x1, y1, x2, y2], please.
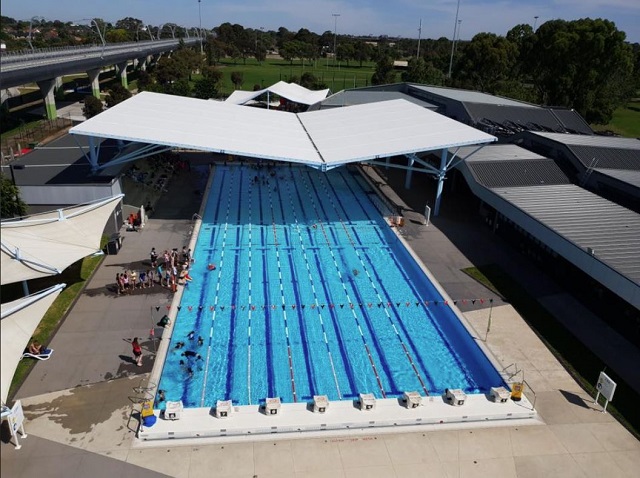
[0, 38, 199, 119]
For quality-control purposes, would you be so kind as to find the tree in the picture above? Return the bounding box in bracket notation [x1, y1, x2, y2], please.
[207, 38, 227, 65]
[527, 19, 635, 123]
[166, 78, 191, 97]
[194, 67, 222, 99]
[82, 95, 104, 118]
[454, 33, 517, 93]
[230, 71, 244, 89]
[354, 41, 372, 67]
[1, 173, 28, 218]
[337, 42, 355, 66]
[105, 28, 129, 43]
[137, 71, 152, 91]
[371, 56, 396, 85]
[105, 84, 132, 108]
[402, 57, 429, 83]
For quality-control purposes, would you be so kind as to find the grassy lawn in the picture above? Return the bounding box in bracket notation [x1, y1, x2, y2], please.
[213, 58, 399, 96]
[591, 100, 640, 137]
[462, 264, 639, 439]
[6, 249, 105, 400]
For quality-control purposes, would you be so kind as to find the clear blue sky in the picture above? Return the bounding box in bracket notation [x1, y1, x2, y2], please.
[3, 0, 640, 42]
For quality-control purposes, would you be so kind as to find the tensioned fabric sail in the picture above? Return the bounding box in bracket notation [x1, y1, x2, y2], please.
[225, 81, 330, 106]
[1, 195, 123, 285]
[70, 92, 496, 169]
[1, 284, 65, 404]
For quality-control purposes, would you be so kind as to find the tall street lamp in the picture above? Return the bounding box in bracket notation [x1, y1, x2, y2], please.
[453, 19, 462, 57]
[447, 0, 461, 78]
[332, 13, 340, 67]
[533, 16, 539, 30]
[28, 16, 45, 51]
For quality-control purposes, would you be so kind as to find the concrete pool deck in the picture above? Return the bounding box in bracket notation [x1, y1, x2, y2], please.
[2, 161, 639, 477]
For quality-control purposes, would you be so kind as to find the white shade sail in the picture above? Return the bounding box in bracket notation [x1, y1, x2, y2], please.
[1, 284, 65, 403]
[1, 195, 123, 285]
[225, 81, 330, 106]
[70, 92, 496, 169]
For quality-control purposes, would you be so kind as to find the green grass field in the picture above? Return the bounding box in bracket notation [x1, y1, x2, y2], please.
[213, 58, 398, 96]
[592, 101, 640, 138]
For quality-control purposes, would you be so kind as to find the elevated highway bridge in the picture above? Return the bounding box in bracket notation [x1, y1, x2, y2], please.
[0, 38, 199, 119]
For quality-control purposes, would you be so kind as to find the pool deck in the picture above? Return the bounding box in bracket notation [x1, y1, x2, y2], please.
[2, 161, 639, 477]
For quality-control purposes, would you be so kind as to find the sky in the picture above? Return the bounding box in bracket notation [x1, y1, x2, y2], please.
[3, 0, 640, 43]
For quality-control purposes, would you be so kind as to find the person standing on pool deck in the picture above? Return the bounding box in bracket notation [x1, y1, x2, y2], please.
[131, 337, 143, 366]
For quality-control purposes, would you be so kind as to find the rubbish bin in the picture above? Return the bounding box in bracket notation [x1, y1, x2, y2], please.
[107, 240, 119, 255]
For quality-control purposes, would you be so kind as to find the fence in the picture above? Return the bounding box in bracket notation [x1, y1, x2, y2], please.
[1, 117, 73, 164]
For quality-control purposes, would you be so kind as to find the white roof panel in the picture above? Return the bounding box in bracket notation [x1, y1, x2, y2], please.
[531, 132, 640, 149]
[71, 92, 496, 169]
[300, 99, 496, 165]
[225, 81, 329, 106]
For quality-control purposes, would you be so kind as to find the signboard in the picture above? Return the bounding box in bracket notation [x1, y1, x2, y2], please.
[596, 371, 617, 403]
[9, 401, 24, 432]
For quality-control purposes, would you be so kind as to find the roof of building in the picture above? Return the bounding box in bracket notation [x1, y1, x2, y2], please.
[530, 132, 640, 149]
[314, 90, 437, 110]
[464, 103, 593, 135]
[409, 85, 538, 108]
[70, 92, 496, 170]
[225, 81, 330, 106]
[0, 135, 119, 187]
[569, 145, 640, 170]
[592, 169, 640, 188]
[492, 184, 640, 284]
[454, 144, 570, 188]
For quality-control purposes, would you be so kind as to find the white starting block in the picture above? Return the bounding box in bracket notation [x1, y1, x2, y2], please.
[445, 389, 466, 406]
[313, 395, 329, 413]
[358, 393, 376, 411]
[402, 391, 422, 409]
[215, 400, 233, 418]
[265, 397, 281, 415]
[164, 400, 183, 420]
[490, 387, 510, 403]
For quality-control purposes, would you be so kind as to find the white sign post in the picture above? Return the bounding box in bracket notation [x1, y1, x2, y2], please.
[7, 401, 28, 449]
[594, 371, 617, 413]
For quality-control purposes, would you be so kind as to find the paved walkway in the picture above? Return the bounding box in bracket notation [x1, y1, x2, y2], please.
[2, 162, 638, 478]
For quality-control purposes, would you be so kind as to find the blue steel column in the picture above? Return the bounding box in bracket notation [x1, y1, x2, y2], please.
[434, 148, 448, 216]
[404, 155, 414, 189]
[88, 136, 99, 171]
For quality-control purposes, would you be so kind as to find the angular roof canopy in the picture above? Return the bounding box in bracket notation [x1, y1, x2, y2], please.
[1, 284, 65, 404]
[1, 195, 123, 285]
[225, 81, 330, 106]
[70, 92, 496, 170]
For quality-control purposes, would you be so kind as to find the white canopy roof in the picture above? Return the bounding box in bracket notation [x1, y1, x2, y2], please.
[1, 284, 65, 403]
[1, 195, 123, 285]
[70, 92, 496, 169]
[225, 81, 330, 106]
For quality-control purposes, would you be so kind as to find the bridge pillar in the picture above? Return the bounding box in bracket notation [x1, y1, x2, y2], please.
[117, 62, 129, 89]
[87, 69, 101, 99]
[36, 79, 57, 120]
[136, 57, 147, 71]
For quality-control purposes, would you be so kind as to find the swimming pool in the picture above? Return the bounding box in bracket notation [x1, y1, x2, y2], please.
[157, 164, 505, 408]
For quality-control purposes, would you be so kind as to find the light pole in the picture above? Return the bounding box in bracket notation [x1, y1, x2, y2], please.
[198, 0, 203, 55]
[533, 16, 539, 30]
[28, 16, 45, 51]
[453, 19, 462, 56]
[447, 0, 461, 78]
[417, 18, 422, 59]
[146, 25, 154, 41]
[332, 13, 340, 67]
[157, 24, 164, 40]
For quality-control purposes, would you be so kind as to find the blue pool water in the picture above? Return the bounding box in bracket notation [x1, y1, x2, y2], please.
[157, 164, 505, 408]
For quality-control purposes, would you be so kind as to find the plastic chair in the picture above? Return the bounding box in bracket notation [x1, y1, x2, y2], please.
[22, 349, 54, 361]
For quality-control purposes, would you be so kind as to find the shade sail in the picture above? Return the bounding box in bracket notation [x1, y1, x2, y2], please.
[70, 92, 496, 169]
[1, 284, 65, 403]
[1, 194, 123, 285]
[225, 81, 330, 106]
